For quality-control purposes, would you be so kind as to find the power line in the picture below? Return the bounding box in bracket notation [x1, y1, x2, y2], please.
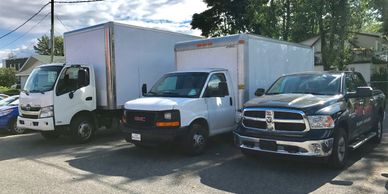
[0, 12, 51, 49]
[0, 2, 50, 41]
[56, 15, 70, 31]
[54, 0, 104, 3]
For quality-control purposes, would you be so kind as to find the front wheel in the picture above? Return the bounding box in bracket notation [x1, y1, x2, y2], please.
[9, 119, 25, 135]
[371, 119, 383, 144]
[328, 128, 348, 169]
[183, 123, 208, 155]
[71, 115, 95, 143]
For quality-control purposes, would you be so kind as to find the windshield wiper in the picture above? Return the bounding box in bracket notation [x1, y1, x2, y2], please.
[29, 90, 45, 94]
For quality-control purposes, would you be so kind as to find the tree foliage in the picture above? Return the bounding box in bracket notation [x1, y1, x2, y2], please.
[191, 0, 384, 70]
[0, 68, 17, 87]
[33, 35, 64, 56]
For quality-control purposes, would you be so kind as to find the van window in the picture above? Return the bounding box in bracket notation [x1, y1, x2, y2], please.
[204, 73, 229, 97]
[56, 67, 89, 96]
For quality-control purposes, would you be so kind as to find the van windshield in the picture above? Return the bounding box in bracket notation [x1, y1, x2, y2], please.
[147, 72, 209, 98]
[24, 66, 63, 93]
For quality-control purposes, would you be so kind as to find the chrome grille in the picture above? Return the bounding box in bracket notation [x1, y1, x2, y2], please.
[242, 108, 309, 132]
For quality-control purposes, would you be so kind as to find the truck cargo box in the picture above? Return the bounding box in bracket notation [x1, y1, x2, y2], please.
[64, 22, 200, 110]
[175, 34, 314, 109]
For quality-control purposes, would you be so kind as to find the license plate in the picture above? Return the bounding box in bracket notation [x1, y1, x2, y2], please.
[131, 133, 141, 141]
[259, 140, 277, 151]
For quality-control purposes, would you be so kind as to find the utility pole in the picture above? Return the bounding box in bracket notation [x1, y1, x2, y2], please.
[50, 0, 54, 63]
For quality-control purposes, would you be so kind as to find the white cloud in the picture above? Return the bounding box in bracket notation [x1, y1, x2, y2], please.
[0, 0, 207, 60]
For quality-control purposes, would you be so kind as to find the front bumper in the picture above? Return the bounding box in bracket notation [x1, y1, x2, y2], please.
[122, 126, 190, 144]
[234, 132, 333, 157]
[17, 116, 55, 131]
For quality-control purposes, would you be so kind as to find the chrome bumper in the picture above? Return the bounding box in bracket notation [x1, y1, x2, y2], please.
[234, 133, 333, 157]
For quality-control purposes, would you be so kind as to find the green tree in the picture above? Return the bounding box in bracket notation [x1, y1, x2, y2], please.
[33, 35, 64, 56]
[0, 68, 17, 87]
[191, 0, 376, 70]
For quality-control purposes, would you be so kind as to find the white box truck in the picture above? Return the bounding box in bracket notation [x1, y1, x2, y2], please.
[17, 22, 199, 142]
[122, 34, 314, 154]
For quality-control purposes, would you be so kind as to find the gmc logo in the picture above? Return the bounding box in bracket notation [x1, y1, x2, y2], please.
[134, 116, 146, 122]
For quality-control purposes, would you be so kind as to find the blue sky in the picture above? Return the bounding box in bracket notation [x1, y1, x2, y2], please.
[0, 0, 207, 65]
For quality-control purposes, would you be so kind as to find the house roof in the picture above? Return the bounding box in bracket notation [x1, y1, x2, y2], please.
[16, 55, 65, 76]
[299, 36, 320, 47]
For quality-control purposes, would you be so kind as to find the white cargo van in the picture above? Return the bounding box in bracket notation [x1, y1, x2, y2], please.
[122, 34, 314, 154]
[17, 22, 199, 142]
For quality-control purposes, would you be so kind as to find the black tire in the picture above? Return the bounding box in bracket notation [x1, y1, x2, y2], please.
[8, 119, 25, 135]
[183, 123, 208, 155]
[71, 115, 95, 143]
[371, 118, 383, 144]
[328, 128, 348, 169]
[41, 131, 60, 140]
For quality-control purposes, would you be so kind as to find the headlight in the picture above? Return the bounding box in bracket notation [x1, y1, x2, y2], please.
[308, 115, 334, 129]
[164, 112, 172, 120]
[0, 109, 13, 117]
[156, 110, 180, 127]
[39, 106, 54, 118]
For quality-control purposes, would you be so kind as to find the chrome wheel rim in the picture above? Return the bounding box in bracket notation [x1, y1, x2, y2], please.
[13, 121, 24, 134]
[78, 122, 92, 140]
[338, 137, 346, 162]
[193, 133, 205, 149]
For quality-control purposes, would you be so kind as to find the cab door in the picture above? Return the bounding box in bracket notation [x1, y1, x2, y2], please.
[353, 72, 373, 133]
[203, 72, 235, 135]
[53, 66, 96, 126]
[344, 73, 365, 139]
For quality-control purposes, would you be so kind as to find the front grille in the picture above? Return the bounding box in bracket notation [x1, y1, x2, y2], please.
[21, 114, 38, 119]
[20, 106, 41, 111]
[125, 110, 156, 128]
[243, 109, 307, 132]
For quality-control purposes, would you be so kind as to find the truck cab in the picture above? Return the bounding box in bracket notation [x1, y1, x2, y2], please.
[18, 63, 98, 142]
[234, 71, 385, 168]
[123, 68, 237, 154]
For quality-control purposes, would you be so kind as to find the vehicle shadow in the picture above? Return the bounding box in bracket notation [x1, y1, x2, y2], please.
[66, 132, 386, 194]
[0, 130, 124, 161]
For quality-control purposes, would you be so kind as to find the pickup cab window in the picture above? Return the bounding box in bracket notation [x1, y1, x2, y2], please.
[267, 74, 341, 95]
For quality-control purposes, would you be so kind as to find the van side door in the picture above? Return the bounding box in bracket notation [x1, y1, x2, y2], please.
[203, 72, 235, 135]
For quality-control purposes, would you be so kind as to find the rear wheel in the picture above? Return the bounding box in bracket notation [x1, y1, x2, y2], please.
[71, 115, 95, 143]
[328, 128, 348, 169]
[183, 123, 208, 155]
[9, 119, 25, 135]
[41, 131, 60, 140]
[372, 119, 383, 144]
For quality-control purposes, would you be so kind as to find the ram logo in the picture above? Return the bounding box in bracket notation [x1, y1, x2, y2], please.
[265, 110, 275, 131]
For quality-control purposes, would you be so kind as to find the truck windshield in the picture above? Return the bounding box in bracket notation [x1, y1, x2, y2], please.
[147, 72, 209, 98]
[24, 66, 63, 93]
[267, 74, 341, 95]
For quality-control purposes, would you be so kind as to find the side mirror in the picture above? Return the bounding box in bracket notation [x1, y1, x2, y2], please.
[346, 86, 372, 98]
[255, 88, 265, 97]
[218, 82, 228, 96]
[142, 83, 147, 96]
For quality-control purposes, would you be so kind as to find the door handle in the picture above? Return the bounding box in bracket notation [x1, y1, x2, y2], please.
[229, 97, 233, 106]
[85, 97, 93, 101]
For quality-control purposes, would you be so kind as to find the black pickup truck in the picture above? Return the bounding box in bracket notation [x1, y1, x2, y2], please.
[234, 71, 385, 168]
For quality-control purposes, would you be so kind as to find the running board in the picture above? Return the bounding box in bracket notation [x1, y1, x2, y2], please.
[349, 132, 376, 149]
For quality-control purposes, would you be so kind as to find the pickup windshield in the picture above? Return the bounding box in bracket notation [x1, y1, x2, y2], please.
[24, 66, 63, 93]
[147, 72, 209, 98]
[267, 74, 341, 95]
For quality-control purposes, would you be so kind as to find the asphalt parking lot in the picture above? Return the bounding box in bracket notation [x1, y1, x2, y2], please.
[0, 123, 387, 194]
